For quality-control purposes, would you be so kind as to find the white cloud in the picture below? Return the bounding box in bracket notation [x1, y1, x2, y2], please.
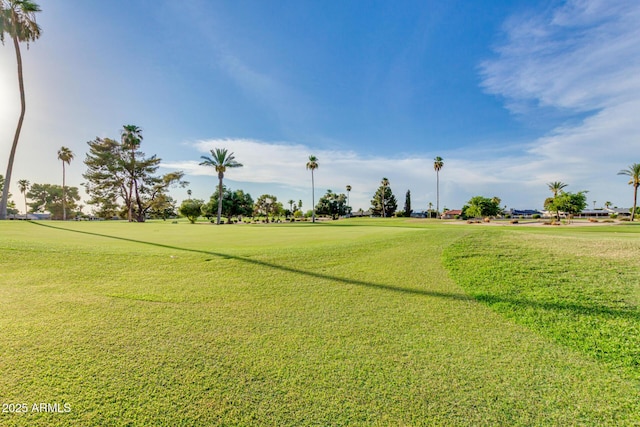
[477, 0, 640, 208]
[163, 138, 542, 212]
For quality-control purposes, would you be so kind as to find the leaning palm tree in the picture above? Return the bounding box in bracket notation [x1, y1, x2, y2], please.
[0, 0, 42, 220]
[433, 157, 443, 215]
[17, 178, 29, 217]
[380, 177, 389, 217]
[200, 148, 243, 225]
[618, 163, 640, 222]
[57, 146, 74, 220]
[547, 181, 568, 197]
[306, 155, 318, 222]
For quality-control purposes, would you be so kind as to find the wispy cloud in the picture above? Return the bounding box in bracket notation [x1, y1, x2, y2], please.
[477, 0, 640, 207]
[480, 0, 640, 113]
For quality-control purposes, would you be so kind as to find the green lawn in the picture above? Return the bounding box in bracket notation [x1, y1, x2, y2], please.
[0, 219, 638, 426]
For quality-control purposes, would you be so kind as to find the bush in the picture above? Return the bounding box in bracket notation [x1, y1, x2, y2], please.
[510, 219, 518, 224]
[532, 214, 541, 219]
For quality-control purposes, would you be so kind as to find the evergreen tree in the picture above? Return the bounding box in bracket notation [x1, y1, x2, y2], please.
[404, 190, 412, 217]
[83, 133, 187, 221]
[371, 184, 397, 217]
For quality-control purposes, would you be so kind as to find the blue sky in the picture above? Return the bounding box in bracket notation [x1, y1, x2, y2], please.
[2, 0, 639, 213]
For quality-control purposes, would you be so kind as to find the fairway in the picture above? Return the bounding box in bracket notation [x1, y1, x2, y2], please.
[1, 219, 639, 426]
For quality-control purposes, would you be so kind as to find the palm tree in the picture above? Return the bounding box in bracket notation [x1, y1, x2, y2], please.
[547, 181, 567, 197]
[306, 155, 318, 222]
[0, 0, 42, 220]
[17, 178, 28, 217]
[57, 146, 74, 220]
[187, 189, 192, 199]
[121, 124, 143, 222]
[346, 185, 351, 211]
[618, 163, 640, 222]
[433, 157, 443, 216]
[380, 177, 389, 217]
[200, 148, 243, 225]
[547, 181, 568, 221]
[288, 199, 294, 215]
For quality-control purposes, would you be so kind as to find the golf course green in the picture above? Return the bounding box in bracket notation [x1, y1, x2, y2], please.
[1, 219, 638, 426]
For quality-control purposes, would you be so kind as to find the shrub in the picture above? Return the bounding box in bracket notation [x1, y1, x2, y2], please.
[510, 219, 518, 224]
[532, 214, 541, 219]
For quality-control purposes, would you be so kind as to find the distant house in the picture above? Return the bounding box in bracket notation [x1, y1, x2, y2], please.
[350, 209, 372, 218]
[605, 208, 632, 218]
[575, 209, 612, 219]
[10, 213, 51, 220]
[441, 210, 462, 219]
[510, 209, 542, 218]
[410, 210, 427, 218]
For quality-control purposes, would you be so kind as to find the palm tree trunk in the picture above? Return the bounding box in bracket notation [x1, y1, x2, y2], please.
[632, 185, 638, 222]
[436, 171, 440, 215]
[62, 162, 66, 220]
[217, 172, 223, 225]
[0, 37, 26, 220]
[134, 179, 145, 222]
[311, 171, 315, 223]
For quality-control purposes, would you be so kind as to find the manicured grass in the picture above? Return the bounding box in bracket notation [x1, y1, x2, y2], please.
[443, 225, 640, 381]
[0, 219, 639, 426]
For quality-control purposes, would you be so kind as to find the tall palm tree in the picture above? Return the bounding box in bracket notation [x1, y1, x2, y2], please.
[17, 178, 28, 216]
[618, 163, 640, 222]
[288, 199, 294, 215]
[187, 189, 192, 199]
[547, 181, 568, 197]
[433, 157, 443, 216]
[380, 177, 389, 217]
[200, 148, 243, 225]
[57, 146, 74, 220]
[121, 124, 143, 222]
[0, 0, 42, 220]
[306, 155, 318, 223]
[346, 185, 351, 211]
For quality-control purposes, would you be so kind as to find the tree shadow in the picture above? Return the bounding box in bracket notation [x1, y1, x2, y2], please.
[27, 221, 472, 302]
[27, 221, 640, 322]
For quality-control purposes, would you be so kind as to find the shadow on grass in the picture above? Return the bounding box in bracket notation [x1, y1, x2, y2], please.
[27, 221, 472, 302]
[473, 294, 640, 322]
[27, 222, 639, 321]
